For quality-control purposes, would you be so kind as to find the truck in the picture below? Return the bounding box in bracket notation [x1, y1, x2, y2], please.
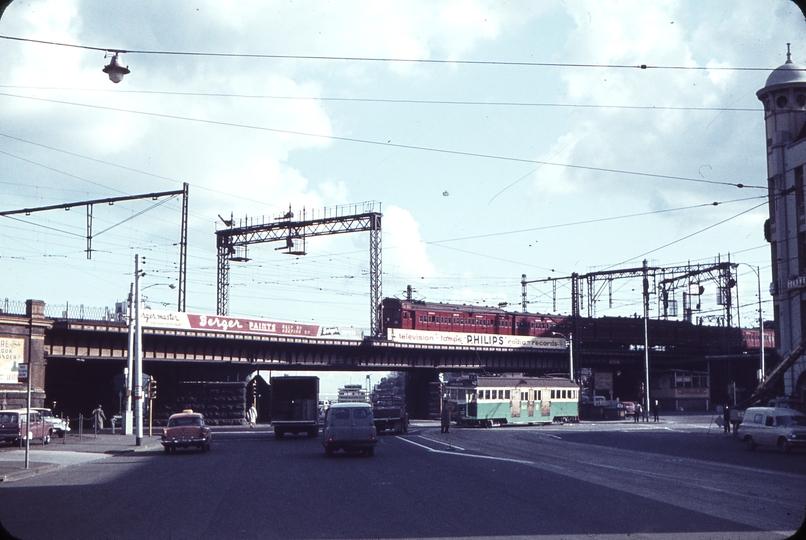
[371, 394, 408, 434]
[270, 376, 319, 438]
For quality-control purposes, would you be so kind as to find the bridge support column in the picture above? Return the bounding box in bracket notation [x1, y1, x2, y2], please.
[0, 300, 49, 410]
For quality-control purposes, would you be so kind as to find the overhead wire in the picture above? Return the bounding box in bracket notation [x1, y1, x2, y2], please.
[0, 34, 794, 73]
[0, 92, 765, 190]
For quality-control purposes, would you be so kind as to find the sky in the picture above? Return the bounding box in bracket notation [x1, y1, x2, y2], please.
[1, 1, 805, 392]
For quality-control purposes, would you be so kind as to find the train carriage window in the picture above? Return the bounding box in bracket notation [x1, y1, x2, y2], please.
[537, 390, 542, 401]
[492, 390, 497, 399]
[551, 390, 555, 399]
[505, 390, 511, 399]
[485, 390, 490, 400]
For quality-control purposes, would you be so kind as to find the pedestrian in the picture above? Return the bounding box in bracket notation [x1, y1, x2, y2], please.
[634, 403, 641, 423]
[652, 399, 659, 422]
[92, 404, 106, 433]
[441, 400, 451, 434]
[246, 405, 257, 428]
[723, 403, 731, 434]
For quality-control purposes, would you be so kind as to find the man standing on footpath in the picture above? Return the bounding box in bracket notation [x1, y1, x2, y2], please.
[92, 404, 106, 434]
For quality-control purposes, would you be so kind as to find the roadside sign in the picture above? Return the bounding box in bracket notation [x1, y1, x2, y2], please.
[17, 363, 28, 383]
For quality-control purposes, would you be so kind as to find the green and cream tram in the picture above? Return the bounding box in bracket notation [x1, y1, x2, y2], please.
[445, 376, 579, 427]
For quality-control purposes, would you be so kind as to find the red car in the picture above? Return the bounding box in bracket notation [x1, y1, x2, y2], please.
[0, 409, 52, 446]
[161, 410, 211, 454]
[622, 402, 636, 417]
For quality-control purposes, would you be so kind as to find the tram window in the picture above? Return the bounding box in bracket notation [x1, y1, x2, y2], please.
[492, 390, 497, 399]
[505, 390, 511, 399]
[562, 390, 566, 399]
[551, 390, 555, 399]
[485, 390, 490, 400]
[537, 390, 542, 401]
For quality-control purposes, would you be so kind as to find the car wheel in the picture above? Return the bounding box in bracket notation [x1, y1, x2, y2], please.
[779, 438, 791, 454]
[746, 437, 756, 451]
[275, 429, 284, 439]
[325, 446, 334, 458]
[164, 446, 170, 454]
[366, 447, 374, 457]
[43, 432, 51, 445]
[200, 442, 207, 453]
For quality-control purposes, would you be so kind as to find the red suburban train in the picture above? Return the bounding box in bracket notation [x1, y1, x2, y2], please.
[380, 297, 772, 353]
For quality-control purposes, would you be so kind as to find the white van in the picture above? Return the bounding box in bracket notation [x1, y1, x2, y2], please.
[736, 407, 806, 453]
[322, 402, 377, 457]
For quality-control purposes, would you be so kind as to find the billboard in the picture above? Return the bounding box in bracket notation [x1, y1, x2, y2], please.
[0, 337, 25, 384]
[140, 309, 362, 340]
[387, 328, 566, 350]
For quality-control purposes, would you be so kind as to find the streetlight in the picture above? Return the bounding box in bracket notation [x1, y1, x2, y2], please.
[736, 264, 766, 382]
[552, 332, 574, 381]
[102, 52, 130, 84]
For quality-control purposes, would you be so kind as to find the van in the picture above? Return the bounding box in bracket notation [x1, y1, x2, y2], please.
[0, 409, 51, 446]
[736, 407, 806, 453]
[322, 402, 377, 457]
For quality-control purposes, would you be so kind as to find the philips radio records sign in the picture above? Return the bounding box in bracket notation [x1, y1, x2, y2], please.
[387, 328, 566, 350]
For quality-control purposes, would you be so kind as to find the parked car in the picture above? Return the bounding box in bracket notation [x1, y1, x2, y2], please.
[0, 409, 52, 446]
[32, 408, 70, 438]
[322, 402, 377, 457]
[160, 410, 212, 454]
[736, 407, 806, 453]
[622, 401, 636, 417]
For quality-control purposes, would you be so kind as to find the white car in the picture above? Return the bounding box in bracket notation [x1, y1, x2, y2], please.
[737, 407, 806, 453]
[32, 408, 70, 438]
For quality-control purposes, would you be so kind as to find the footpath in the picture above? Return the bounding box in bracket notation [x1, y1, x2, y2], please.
[0, 424, 279, 482]
[0, 430, 164, 483]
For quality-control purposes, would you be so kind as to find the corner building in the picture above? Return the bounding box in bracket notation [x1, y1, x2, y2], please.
[758, 46, 806, 398]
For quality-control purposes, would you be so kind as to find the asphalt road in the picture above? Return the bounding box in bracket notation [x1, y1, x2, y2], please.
[0, 417, 803, 540]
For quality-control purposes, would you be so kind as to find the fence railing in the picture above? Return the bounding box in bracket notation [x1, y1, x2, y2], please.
[0, 298, 120, 321]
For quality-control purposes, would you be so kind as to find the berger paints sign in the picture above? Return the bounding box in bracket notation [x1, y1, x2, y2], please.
[387, 328, 566, 350]
[141, 309, 320, 337]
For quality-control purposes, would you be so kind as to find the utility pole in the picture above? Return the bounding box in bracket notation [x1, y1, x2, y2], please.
[134, 254, 144, 446]
[643, 259, 651, 420]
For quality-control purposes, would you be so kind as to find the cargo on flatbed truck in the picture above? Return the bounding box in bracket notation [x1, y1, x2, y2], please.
[371, 395, 408, 433]
[270, 376, 319, 438]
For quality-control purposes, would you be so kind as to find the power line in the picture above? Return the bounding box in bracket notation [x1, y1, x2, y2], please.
[0, 34, 795, 73]
[428, 196, 767, 245]
[0, 92, 764, 190]
[0, 85, 760, 112]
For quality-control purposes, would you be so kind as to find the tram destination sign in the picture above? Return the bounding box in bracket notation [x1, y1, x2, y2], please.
[387, 328, 566, 350]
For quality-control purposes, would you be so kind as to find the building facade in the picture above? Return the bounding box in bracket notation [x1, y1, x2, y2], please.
[758, 45, 806, 398]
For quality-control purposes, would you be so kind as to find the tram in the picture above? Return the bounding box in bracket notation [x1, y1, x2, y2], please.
[445, 376, 579, 427]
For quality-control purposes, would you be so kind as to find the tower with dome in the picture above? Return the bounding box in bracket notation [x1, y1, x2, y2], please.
[757, 43, 806, 399]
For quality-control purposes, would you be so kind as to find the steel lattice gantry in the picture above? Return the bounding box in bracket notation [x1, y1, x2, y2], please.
[216, 202, 382, 335]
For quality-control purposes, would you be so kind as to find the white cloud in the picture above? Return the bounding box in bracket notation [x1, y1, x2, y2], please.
[383, 205, 436, 280]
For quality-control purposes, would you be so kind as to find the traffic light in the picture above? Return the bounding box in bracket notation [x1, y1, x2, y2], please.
[149, 378, 157, 399]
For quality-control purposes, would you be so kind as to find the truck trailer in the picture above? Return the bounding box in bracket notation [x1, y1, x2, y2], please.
[371, 395, 408, 433]
[270, 376, 319, 438]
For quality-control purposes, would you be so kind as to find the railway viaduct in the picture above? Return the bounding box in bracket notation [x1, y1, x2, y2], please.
[0, 299, 767, 421]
